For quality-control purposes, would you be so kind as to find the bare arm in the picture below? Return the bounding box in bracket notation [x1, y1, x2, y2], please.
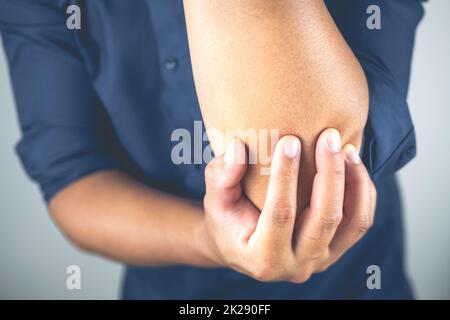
[50, 132, 376, 283]
[51, 0, 370, 272]
[6, 0, 374, 280]
[49, 171, 216, 267]
[183, 0, 369, 211]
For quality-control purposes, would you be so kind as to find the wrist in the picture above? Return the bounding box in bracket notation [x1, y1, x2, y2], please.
[194, 215, 225, 268]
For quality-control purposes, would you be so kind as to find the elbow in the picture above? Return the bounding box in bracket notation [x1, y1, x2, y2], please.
[337, 71, 369, 150]
[315, 64, 369, 150]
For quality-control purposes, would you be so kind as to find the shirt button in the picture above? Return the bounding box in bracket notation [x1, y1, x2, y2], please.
[164, 57, 178, 71]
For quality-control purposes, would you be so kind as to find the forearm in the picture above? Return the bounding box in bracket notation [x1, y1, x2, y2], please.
[184, 0, 369, 210]
[49, 171, 216, 267]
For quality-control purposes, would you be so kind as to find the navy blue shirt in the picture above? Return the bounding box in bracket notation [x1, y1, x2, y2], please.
[0, 0, 423, 299]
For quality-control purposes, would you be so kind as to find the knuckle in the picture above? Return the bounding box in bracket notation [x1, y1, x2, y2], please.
[354, 217, 372, 235]
[251, 251, 290, 282]
[270, 205, 297, 227]
[292, 269, 313, 284]
[252, 261, 279, 282]
[309, 247, 329, 265]
[252, 268, 274, 282]
[333, 167, 345, 181]
[318, 210, 342, 230]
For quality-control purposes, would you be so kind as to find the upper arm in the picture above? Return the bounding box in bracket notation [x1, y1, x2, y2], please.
[0, 0, 120, 202]
[184, 0, 369, 210]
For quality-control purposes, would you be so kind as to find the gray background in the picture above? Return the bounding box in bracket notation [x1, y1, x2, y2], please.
[0, 0, 449, 299]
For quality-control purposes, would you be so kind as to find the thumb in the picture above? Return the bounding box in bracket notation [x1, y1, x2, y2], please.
[204, 138, 248, 207]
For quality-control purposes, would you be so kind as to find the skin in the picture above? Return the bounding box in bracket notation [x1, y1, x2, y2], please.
[51, 130, 376, 282]
[49, 0, 376, 282]
[203, 131, 376, 281]
[183, 0, 369, 212]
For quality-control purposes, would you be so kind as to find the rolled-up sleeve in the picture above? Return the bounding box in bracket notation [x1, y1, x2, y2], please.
[327, 0, 424, 181]
[0, 0, 120, 202]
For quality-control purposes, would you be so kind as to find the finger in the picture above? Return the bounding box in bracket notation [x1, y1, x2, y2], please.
[251, 135, 301, 252]
[329, 144, 372, 256]
[295, 128, 344, 258]
[204, 138, 247, 209]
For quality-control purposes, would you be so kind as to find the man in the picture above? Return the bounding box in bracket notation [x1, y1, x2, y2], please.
[0, 0, 423, 299]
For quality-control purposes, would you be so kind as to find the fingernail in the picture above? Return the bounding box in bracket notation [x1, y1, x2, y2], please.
[345, 145, 361, 165]
[326, 130, 341, 153]
[283, 138, 300, 158]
